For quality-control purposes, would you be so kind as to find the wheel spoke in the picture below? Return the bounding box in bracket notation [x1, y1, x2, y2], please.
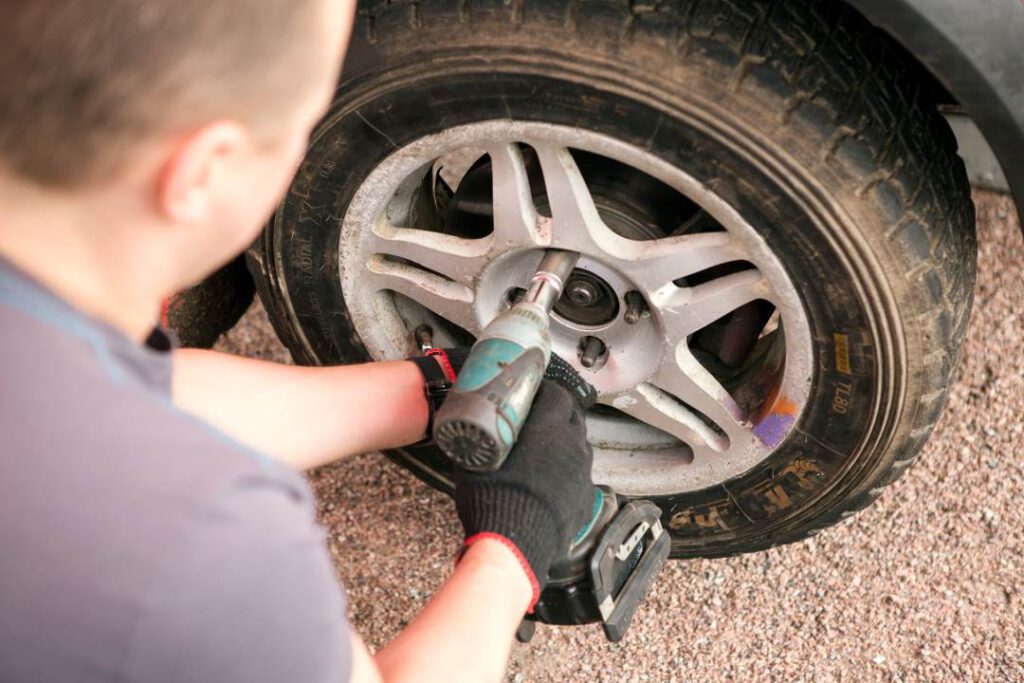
[657, 269, 767, 340]
[366, 255, 479, 335]
[651, 346, 752, 444]
[435, 147, 488, 192]
[532, 143, 616, 255]
[531, 143, 749, 279]
[487, 143, 547, 247]
[367, 225, 487, 287]
[611, 383, 728, 456]
[615, 231, 748, 299]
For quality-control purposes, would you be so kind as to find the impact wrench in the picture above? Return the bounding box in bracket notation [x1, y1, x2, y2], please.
[432, 249, 670, 641]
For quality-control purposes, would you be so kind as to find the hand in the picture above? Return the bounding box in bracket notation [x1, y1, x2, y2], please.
[452, 380, 596, 609]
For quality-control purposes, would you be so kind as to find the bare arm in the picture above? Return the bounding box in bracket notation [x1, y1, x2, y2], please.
[350, 537, 532, 683]
[171, 348, 430, 470]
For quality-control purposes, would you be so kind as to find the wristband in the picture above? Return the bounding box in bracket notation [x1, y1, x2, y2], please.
[426, 348, 458, 383]
[409, 355, 453, 442]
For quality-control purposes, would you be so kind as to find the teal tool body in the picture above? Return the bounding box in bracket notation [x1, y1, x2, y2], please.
[433, 249, 579, 472]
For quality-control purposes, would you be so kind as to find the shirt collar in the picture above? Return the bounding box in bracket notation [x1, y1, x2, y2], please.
[0, 254, 176, 394]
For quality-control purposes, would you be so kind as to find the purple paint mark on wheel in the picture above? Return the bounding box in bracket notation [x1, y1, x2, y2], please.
[753, 413, 792, 448]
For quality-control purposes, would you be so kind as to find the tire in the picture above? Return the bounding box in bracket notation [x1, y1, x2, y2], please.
[167, 256, 254, 349]
[248, 0, 976, 557]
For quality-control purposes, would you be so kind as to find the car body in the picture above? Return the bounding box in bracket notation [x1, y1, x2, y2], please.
[848, 0, 1023, 223]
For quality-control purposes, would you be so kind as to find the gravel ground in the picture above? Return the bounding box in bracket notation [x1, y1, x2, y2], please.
[216, 190, 1023, 682]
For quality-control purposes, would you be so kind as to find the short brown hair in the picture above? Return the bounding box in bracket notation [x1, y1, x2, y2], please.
[0, 1, 324, 188]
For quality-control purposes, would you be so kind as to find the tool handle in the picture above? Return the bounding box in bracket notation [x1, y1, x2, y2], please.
[589, 501, 671, 642]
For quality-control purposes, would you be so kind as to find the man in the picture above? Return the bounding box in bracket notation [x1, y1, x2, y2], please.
[0, 2, 596, 681]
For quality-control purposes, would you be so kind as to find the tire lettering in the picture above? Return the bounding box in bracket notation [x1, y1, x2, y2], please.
[669, 505, 730, 531]
[298, 201, 325, 227]
[831, 380, 854, 414]
[307, 291, 334, 339]
[779, 458, 824, 490]
[295, 238, 314, 282]
[319, 159, 336, 178]
[763, 484, 792, 513]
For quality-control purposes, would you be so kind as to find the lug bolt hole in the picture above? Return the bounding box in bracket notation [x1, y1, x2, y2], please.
[507, 287, 527, 306]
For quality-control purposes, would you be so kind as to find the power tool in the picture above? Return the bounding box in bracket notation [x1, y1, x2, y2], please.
[429, 249, 671, 641]
[434, 249, 580, 472]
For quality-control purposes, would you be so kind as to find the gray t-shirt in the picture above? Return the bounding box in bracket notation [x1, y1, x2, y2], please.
[0, 258, 352, 682]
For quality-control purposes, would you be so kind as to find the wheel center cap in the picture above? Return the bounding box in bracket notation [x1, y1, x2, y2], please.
[555, 269, 619, 326]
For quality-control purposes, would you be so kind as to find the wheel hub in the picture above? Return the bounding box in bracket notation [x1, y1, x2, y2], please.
[556, 269, 619, 326]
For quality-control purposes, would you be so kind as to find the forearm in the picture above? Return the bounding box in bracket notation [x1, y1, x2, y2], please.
[171, 349, 429, 470]
[371, 538, 532, 683]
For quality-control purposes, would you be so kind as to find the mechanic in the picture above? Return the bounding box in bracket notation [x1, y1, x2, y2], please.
[0, 2, 597, 682]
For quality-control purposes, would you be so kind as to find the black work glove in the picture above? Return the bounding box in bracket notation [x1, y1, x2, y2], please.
[453, 380, 596, 609]
[410, 347, 598, 410]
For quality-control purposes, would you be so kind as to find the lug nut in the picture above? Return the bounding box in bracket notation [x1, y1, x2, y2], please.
[623, 290, 650, 325]
[413, 324, 434, 352]
[566, 279, 601, 308]
[578, 336, 608, 370]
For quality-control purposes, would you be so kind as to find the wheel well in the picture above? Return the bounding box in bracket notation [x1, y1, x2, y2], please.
[841, 0, 1023, 224]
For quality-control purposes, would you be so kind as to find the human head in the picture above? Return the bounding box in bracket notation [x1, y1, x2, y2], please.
[0, 0, 353, 325]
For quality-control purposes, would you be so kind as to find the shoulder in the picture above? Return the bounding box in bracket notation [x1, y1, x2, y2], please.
[2, 294, 304, 497]
[124, 475, 353, 683]
[1, 290, 352, 681]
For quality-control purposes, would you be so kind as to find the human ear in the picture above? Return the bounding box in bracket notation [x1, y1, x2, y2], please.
[156, 120, 248, 224]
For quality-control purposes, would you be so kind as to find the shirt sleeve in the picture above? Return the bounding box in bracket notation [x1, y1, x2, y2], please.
[125, 477, 353, 683]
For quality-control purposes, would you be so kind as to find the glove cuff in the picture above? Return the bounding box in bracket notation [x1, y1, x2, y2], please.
[546, 354, 598, 409]
[456, 484, 560, 609]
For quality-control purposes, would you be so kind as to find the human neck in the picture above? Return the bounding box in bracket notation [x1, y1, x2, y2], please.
[0, 178, 163, 342]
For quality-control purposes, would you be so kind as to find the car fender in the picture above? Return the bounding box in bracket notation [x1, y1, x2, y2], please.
[847, 0, 1024, 225]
